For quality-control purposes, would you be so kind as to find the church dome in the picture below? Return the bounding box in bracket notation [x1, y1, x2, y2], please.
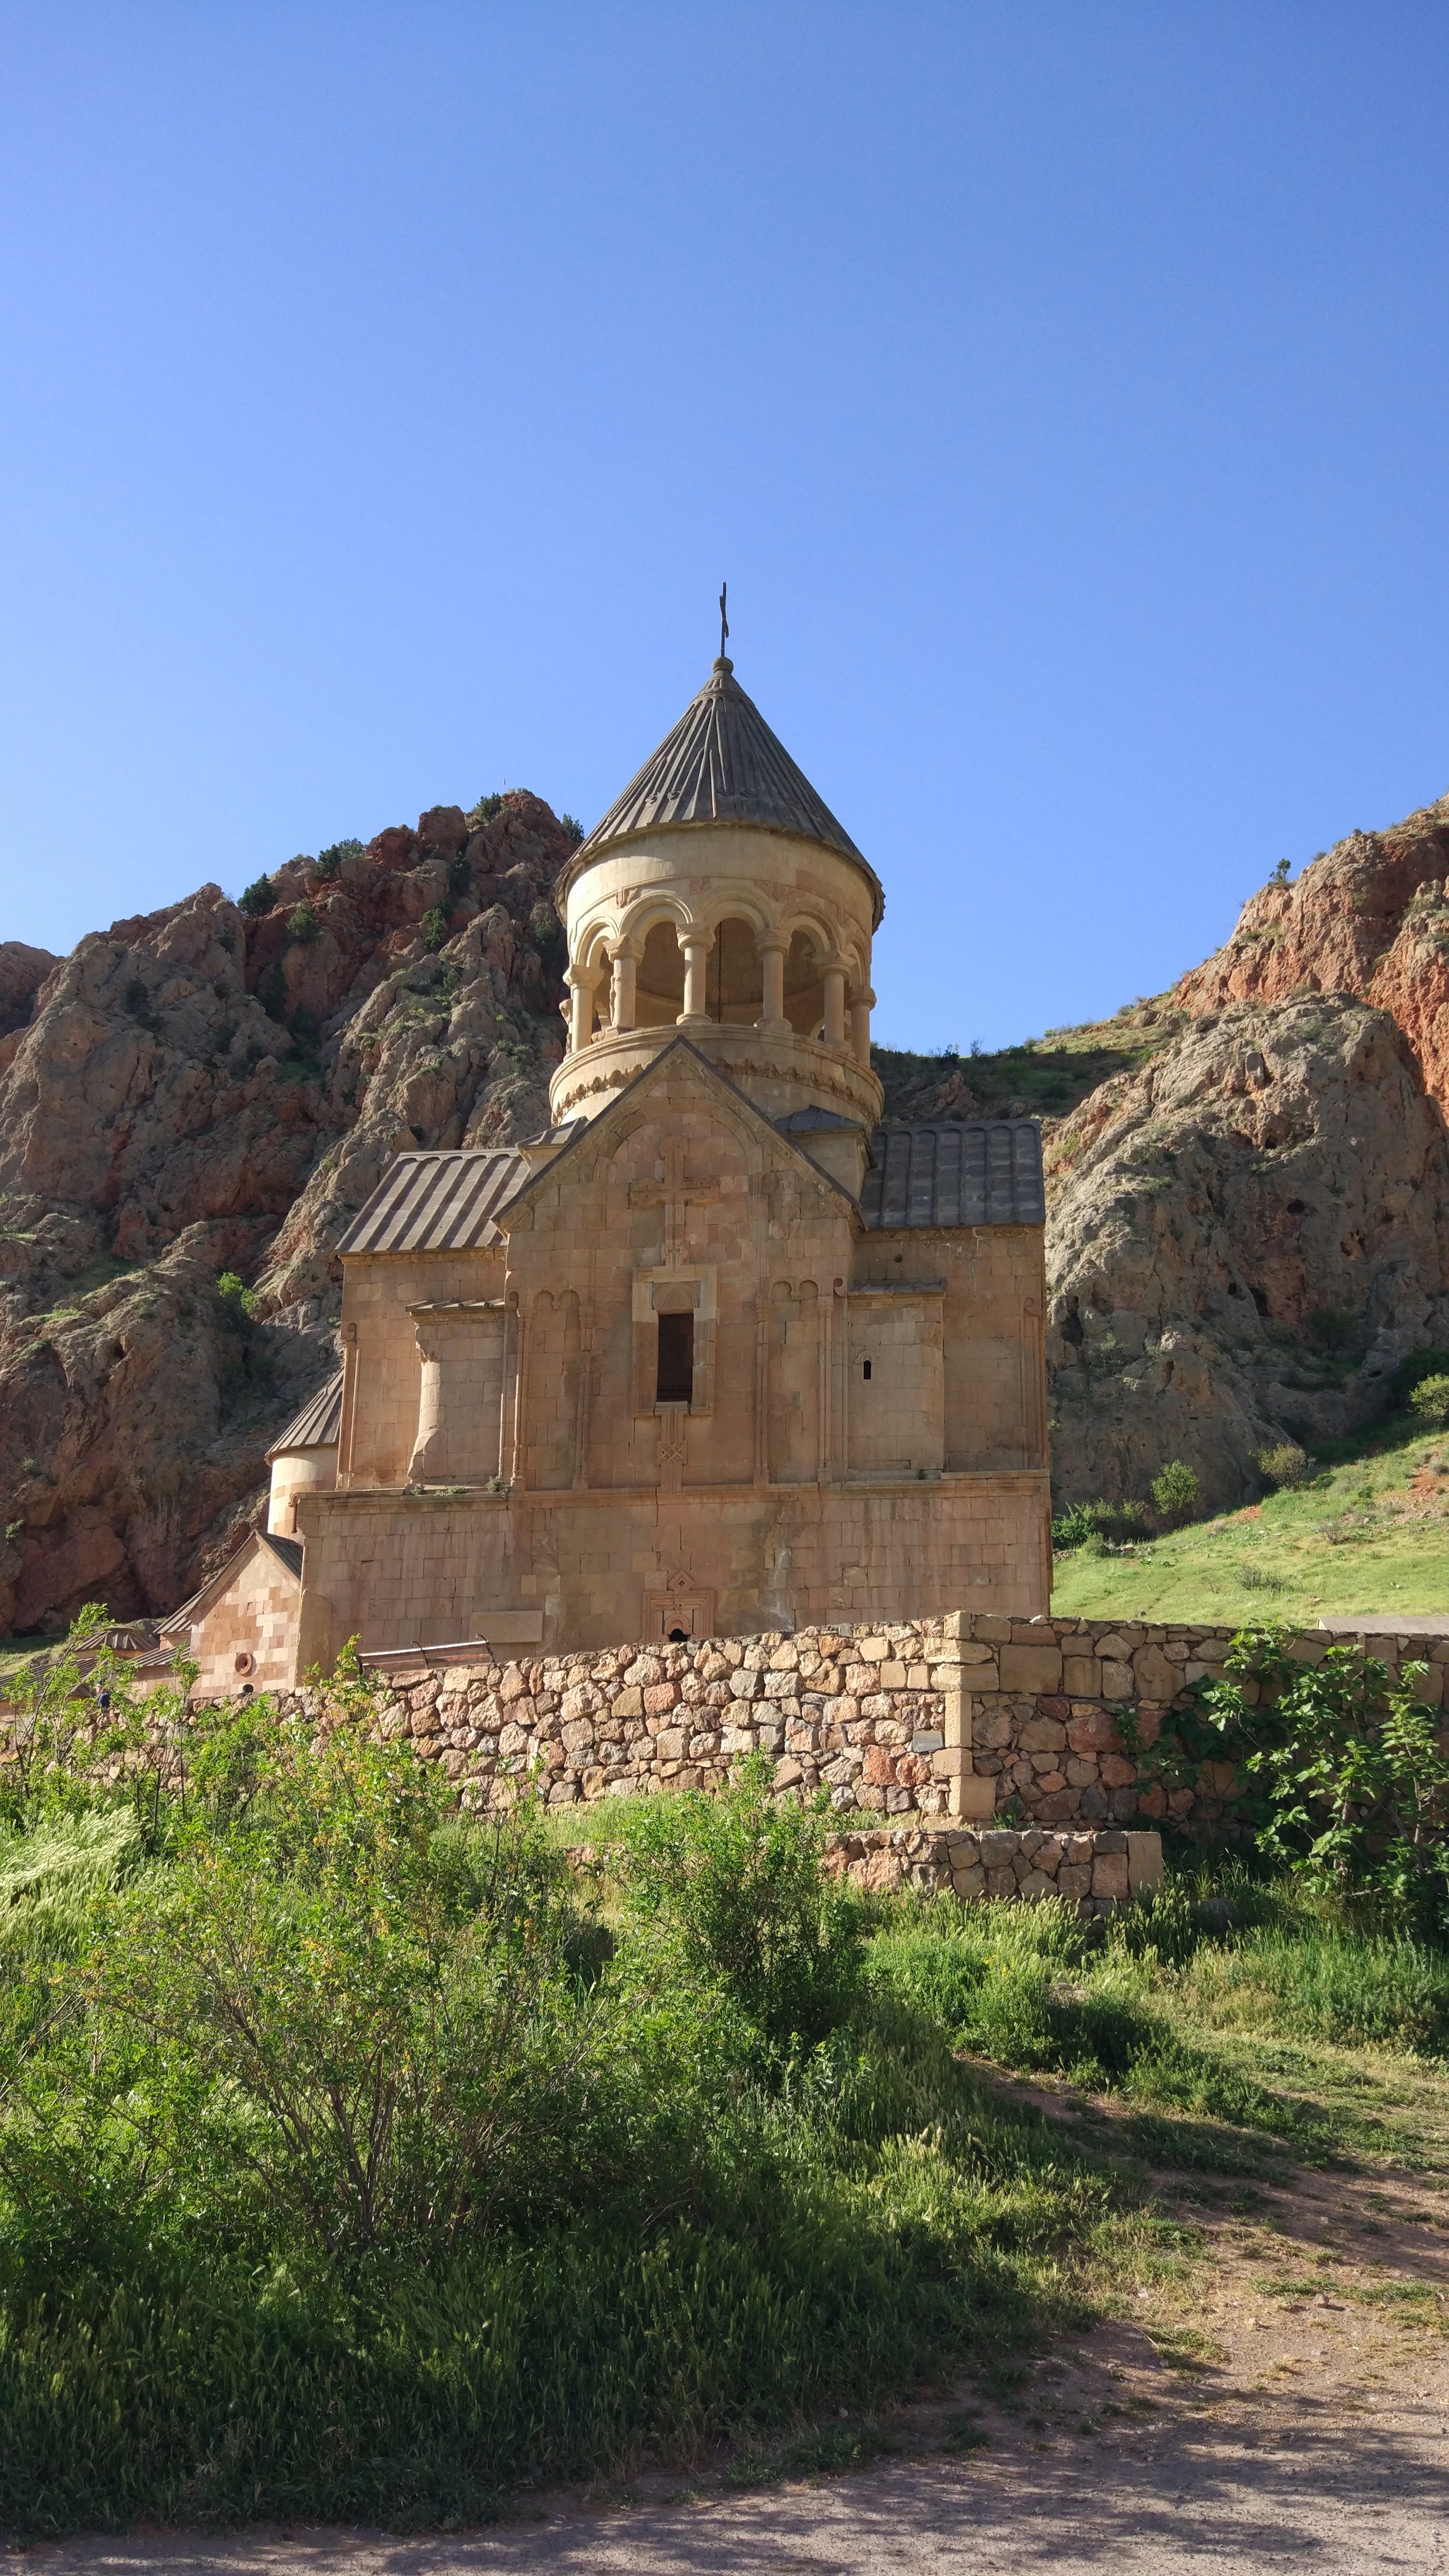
[561, 658, 882, 925]
[550, 647, 884, 1150]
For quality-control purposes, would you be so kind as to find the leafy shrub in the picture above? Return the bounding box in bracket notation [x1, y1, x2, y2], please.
[1409, 1373, 1449, 1429]
[1051, 1498, 1150, 1551]
[420, 906, 450, 953]
[238, 874, 275, 916]
[1200, 1629, 1449, 1933]
[610, 1752, 862, 2054]
[469, 792, 505, 825]
[216, 1271, 259, 1324]
[1239, 1561, 1286, 1592]
[314, 838, 363, 879]
[1151, 1459, 1200, 1525]
[286, 901, 319, 944]
[1392, 1346, 1449, 1407]
[560, 813, 586, 846]
[1309, 1306, 1356, 1351]
[1255, 1441, 1310, 1490]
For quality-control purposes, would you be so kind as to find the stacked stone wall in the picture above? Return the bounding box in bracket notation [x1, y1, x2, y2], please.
[259, 1611, 1449, 1830]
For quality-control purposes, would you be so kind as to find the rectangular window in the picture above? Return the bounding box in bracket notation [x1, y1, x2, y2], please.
[656, 1310, 695, 1404]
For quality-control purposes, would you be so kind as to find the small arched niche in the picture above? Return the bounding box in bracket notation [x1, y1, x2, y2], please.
[783, 930, 826, 1037]
[635, 920, 686, 1027]
[703, 916, 761, 1025]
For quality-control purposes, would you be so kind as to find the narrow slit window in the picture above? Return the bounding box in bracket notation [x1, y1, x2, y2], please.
[862, 1358, 872, 1381]
[656, 1311, 695, 1404]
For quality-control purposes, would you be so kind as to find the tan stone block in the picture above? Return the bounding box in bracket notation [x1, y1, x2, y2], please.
[1091, 1854, 1130, 1900]
[1133, 1644, 1178, 1702]
[1061, 1656, 1101, 1696]
[1000, 1643, 1063, 1694]
[1125, 1831, 1163, 1891]
[1100, 1660, 1135, 1701]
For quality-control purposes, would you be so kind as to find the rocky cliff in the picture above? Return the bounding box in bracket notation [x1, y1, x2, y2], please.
[0, 796, 575, 1634]
[5, 782, 1448, 1632]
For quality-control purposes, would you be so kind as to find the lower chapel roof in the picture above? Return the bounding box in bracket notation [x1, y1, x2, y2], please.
[335, 1119, 1044, 1257]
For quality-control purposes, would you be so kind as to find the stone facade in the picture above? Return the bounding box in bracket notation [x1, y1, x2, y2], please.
[171, 653, 1053, 1680]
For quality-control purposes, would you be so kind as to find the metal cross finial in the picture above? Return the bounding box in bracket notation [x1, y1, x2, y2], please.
[719, 582, 729, 659]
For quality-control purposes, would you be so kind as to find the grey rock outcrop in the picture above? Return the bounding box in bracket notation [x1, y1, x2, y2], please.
[1045, 996, 1449, 1508]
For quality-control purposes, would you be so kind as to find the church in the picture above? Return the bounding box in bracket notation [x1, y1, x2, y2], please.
[173, 649, 1051, 1690]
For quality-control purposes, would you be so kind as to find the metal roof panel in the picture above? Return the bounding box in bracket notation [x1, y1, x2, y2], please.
[335, 1148, 526, 1257]
[860, 1121, 1044, 1230]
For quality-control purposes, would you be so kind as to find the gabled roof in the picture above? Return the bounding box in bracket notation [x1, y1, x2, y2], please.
[570, 658, 882, 920]
[499, 1036, 865, 1225]
[335, 1146, 525, 1257]
[160, 1528, 304, 1636]
[860, 1121, 1045, 1230]
[266, 1370, 344, 1462]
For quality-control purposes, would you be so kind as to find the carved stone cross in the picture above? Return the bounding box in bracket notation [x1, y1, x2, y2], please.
[628, 1138, 721, 1268]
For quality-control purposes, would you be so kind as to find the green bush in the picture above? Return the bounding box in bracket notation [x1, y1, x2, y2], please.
[1151, 1459, 1200, 1525]
[286, 901, 319, 944]
[1408, 1373, 1449, 1429]
[609, 1752, 863, 2055]
[238, 875, 275, 917]
[560, 813, 586, 846]
[215, 1270, 259, 1324]
[1391, 1346, 1449, 1407]
[1199, 1629, 1449, 1934]
[1239, 1561, 1286, 1592]
[1255, 1440, 1310, 1489]
[314, 838, 363, 879]
[1051, 1498, 1150, 1551]
[420, 906, 450, 953]
[0, 1650, 1084, 2531]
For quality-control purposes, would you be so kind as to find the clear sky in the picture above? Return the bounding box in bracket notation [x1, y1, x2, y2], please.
[3, 3, 1448, 1049]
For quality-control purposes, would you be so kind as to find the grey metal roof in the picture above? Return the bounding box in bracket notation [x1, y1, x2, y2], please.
[860, 1121, 1045, 1230]
[267, 1370, 344, 1460]
[577, 659, 878, 901]
[262, 1534, 304, 1580]
[335, 1148, 525, 1257]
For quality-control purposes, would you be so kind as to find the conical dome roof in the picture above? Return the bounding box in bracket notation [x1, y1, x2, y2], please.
[578, 658, 867, 870]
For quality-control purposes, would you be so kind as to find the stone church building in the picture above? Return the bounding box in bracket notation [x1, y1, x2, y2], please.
[173, 654, 1050, 1690]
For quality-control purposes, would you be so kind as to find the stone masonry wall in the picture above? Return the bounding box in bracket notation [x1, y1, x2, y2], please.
[260, 1611, 1449, 1830]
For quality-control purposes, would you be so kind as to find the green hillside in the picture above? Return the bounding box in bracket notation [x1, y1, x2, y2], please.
[1053, 1419, 1449, 1627]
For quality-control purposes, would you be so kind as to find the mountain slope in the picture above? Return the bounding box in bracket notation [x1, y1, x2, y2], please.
[0, 797, 573, 1634]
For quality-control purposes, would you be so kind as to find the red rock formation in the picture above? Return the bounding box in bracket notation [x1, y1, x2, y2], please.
[0, 795, 574, 1633]
[1177, 794, 1449, 1113]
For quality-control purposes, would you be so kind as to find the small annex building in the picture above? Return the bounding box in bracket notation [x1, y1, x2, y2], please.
[177, 652, 1051, 1685]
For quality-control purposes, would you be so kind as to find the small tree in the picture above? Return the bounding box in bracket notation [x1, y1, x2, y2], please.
[1255, 1440, 1310, 1490]
[314, 838, 363, 880]
[287, 901, 319, 944]
[238, 875, 275, 917]
[420, 906, 450, 952]
[1409, 1373, 1449, 1429]
[1151, 1459, 1200, 1526]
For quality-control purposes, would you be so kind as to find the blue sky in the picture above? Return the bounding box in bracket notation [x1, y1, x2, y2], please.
[3, 2, 1448, 1048]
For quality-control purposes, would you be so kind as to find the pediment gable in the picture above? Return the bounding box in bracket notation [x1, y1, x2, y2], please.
[497, 1039, 864, 1228]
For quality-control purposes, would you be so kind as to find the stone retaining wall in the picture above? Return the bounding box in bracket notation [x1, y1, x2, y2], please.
[255, 1610, 1446, 1830]
[821, 1825, 1163, 1916]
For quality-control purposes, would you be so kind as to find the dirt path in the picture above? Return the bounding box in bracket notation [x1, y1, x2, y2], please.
[22, 2094, 1449, 2575]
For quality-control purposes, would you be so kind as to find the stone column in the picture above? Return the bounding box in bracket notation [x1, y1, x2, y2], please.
[609, 947, 637, 1035]
[567, 966, 599, 1052]
[757, 937, 789, 1034]
[677, 930, 713, 1025]
[849, 985, 875, 1068]
[408, 1325, 444, 1481]
[822, 964, 848, 1049]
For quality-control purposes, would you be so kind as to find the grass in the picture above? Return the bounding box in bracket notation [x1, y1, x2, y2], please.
[1052, 1415, 1449, 1625]
[3, 1692, 1448, 2538]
